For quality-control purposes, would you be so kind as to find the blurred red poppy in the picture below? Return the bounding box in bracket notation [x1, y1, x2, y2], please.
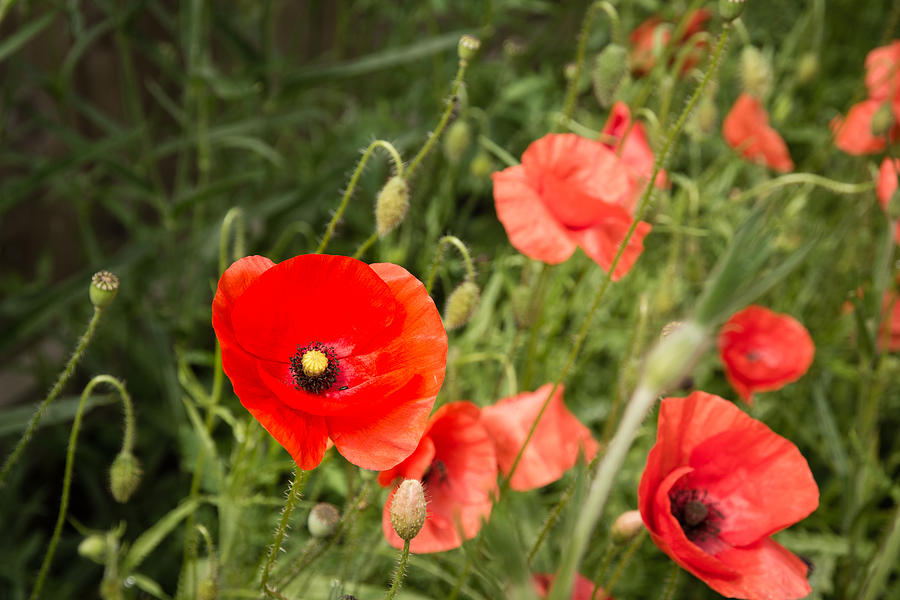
[492, 133, 651, 280]
[480, 384, 598, 491]
[877, 157, 900, 243]
[879, 290, 900, 352]
[723, 94, 794, 172]
[212, 254, 447, 471]
[638, 392, 819, 600]
[718, 305, 814, 404]
[600, 102, 667, 197]
[379, 401, 498, 553]
[629, 9, 710, 76]
[532, 573, 610, 600]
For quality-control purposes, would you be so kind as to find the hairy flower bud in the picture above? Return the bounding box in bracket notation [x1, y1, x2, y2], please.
[458, 35, 481, 62]
[375, 176, 410, 238]
[109, 451, 142, 503]
[443, 120, 472, 164]
[390, 479, 427, 542]
[90, 270, 119, 309]
[719, 0, 746, 22]
[308, 502, 341, 538]
[611, 509, 645, 543]
[78, 534, 107, 564]
[740, 46, 772, 100]
[443, 280, 480, 331]
[642, 320, 709, 393]
[592, 44, 628, 108]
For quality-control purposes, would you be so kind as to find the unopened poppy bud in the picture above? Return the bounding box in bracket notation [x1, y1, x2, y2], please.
[443, 120, 472, 164]
[197, 578, 217, 600]
[611, 509, 645, 543]
[796, 53, 818, 84]
[90, 270, 119, 309]
[469, 151, 494, 178]
[740, 46, 772, 100]
[390, 479, 427, 542]
[443, 280, 480, 330]
[78, 534, 107, 564]
[689, 96, 718, 138]
[719, 0, 746, 22]
[307, 502, 341, 538]
[592, 44, 628, 108]
[642, 320, 709, 393]
[375, 176, 410, 238]
[872, 102, 895, 138]
[458, 35, 480, 62]
[109, 451, 142, 503]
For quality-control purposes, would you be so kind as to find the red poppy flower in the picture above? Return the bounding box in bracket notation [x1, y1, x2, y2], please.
[600, 102, 667, 199]
[831, 98, 900, 155]
[379, 401, 497, 553]
[865, 40, 900, 101]
[212, 254, 447, 471]
[718, 305, 815, 404]
[722, 94, 794, 172]
[877, 158, 900, 243]
[532, 573, 610, 600]
[492, 133, 651, 280]
[638, 392, 819, 600]
[879, 290, 900, 352]
[629, 9, 711, 76]
[480, 384, 598, 491]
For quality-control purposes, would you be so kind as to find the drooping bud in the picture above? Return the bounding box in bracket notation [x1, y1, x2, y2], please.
[78, 534, 108, 564]
[443, 280, 480, 331]
[642, 320, 709, 393]
[740, 46, 772, 99]
[375, 176, 410, 237]
[719, 0, 746, 22]
[307, 502, 341, 538]
[90, 270, 119, 309]
[611, 510, 645, 543]
[443, 120, 472, 164]
[872, 101, 895, 138]
[390, 479, 427, 542]
[109, 451, 142, 503]
[592, 44, 629, 108]
[458, 35, 481, 62]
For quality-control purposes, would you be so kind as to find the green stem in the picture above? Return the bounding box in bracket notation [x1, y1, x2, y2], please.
[218, 207, 246, 275]
[598, 530, 646, 596]
[560, 2, 612, 127]
[0, 306, 104, 490]
[731, 173, 873, 203]
[858, 499, 900, 600]
[589, 541, 616, 600]
[425, 235, 476, 294]
[658, 561, 681, 600]
[477, 134, 519, 168]
[353, 232, 379, 259]
[406, 60, 469, 180]
[384, 540, 411, 600]
[453, 352, 518, 397]
[30, 375, 130, 600]
[317, 140, 404, 254]
[261, 467, 309, 592]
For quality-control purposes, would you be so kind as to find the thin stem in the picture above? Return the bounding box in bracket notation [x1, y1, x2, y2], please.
[658, 561, 681, 600]
[477, 134, 518, 168]
[599, 530, 646, 595]
[384, 540, 411, 600]
[589, 541, 616, 600]
[858, 498, 900, 600]
[30, 375, 130, 600]
[560, 2, 604, 127]
[406, 61, 469, 180]
[453, 352, 518, 397]
[425, 235, 476, 294]
[261, 467, 309, 592]
[352, 232, 379, 259]
[318, 140, 404, 254]
[731, 173, 873, 203]
[0, 306, 104, 490]
[218, 207, 246, 275]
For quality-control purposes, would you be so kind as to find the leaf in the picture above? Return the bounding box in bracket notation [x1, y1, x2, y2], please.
[122, 498, 201, 573]
[0, 12, 56, 64]
[127, 573, 173, 600]
[0, 394, 117, 437]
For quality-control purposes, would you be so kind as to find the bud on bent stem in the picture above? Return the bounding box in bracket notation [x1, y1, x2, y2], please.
[390, 479, 427, 542]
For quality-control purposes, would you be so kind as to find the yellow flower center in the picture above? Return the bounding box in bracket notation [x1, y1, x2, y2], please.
[301, 349, 329, 377]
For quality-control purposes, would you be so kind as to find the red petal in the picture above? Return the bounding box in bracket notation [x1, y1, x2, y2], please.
[532, 573, 610, 600]
[493, 164, 577, 263]
[212, 255, 275, 352]
[481, 384, 598, 491]
[865, 41, 900, 101]
[377, 436, 436, 487]
[708, 538, 813, 600]
[601, 103, 666, 201]
[877, 157, 900, 209]
[243, 399, 329, 469]
[723, 94, 794, 172]
[832, 99, 889, 155]
[568, 216, 651, 281]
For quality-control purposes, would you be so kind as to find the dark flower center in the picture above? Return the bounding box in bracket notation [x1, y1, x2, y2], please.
[669, 488, 723, 545]
[289, 341, 340, 394]
[423, 459, 448, 485]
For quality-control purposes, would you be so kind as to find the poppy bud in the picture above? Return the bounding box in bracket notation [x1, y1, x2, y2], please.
[719, 0, 746, 22]
[795, 52, 818, 84]
[197, 578, 218, 600]
[443, 120, 472, 164]
[307, 502, 341, 538]
[390, 479, 427, 542]
[458, 35, 481, 62]
[109, 451, 142, 503]
[592, 44, 628, 108]
[642, 320, 709, 393]
[78, 534, 107, 564]
[469, 151, 494, 179]
[871, 101, 895, 138]
[443, 280, 480, 330]
[740, 46, 772, 100]
[90, 270, 119, 309]
[611, 509, 645, 543]
[689, 95, 718, 138]
[375, 176, 410, 238]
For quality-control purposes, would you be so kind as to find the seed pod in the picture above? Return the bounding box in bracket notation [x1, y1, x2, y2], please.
[308, 502, 341, 538]
[443, 280, 480, 331]
[375, 176, 410, 238]
[719, 0, 746, 22]
[458, 35, 481, 62]
[109, 451, 142, 503]
[90, 271, 119, 309]
[390, 479, 427, 542]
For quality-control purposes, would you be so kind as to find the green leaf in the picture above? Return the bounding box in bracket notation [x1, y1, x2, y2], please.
[122, 498, 201, 573]
[0, 394, 117, 438]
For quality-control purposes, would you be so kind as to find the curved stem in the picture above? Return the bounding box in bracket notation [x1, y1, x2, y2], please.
[218, 207, 246, 275]
[598, 530, 646, 596]
[425, 235, 476, 294]
[0, 306, 104, 491]
[732, 173, 873, 203]
[384, 540, 411, 600]
[477, 134, 518, 168]
[352, 232, 379, 259]
[318, 140, 404, 254]
[30, 375, 129, 600]
[261, 467, 308, 592]
[560, 2, 618, 127]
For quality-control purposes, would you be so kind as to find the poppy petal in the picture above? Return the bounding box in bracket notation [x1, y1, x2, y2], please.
[723, 93, 794, 172]
[832, 99, 890, 155]
[865, 41, 900, 101]
[243, 399, 329, 470]
[493, 165, 577, 263]
[569, 217, 652, 281]
[709, 538, 813, 600]
[377, 436, 436, 487]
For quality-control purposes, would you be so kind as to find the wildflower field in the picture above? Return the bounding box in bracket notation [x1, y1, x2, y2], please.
[2, 1, 900, 599]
